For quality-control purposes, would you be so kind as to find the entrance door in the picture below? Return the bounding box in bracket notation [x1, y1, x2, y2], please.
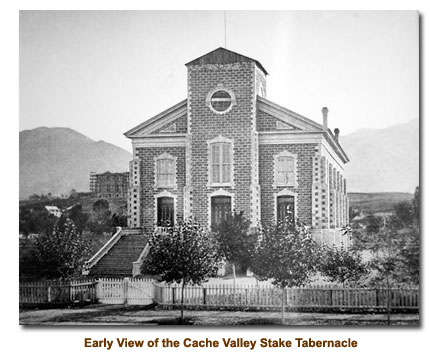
[211, 196, 232, 228]
[277, 195, 295, 224]
[157, 197, 174, 226]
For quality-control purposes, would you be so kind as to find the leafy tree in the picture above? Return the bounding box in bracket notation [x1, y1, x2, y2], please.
[19, 237, 40, 281]
[142, 220, 221, 323]
[19, 206, 58, 236]
[65, 204, 89, 232]
[349, 187, 420, 324]
[319, 243, 369, 286]
[88, 199, 113, 233]
[351, 190, 419, 286]
[213, 212, 259, 280]
[33, 218, 92, 279]
[253, 218, 320, 324]
[111, 213, 128, 228]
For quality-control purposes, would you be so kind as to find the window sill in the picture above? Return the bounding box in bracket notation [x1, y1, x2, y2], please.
[154, 185, 178, 190]
[272, 183, 297, 189]
[207, 183, 235, 188]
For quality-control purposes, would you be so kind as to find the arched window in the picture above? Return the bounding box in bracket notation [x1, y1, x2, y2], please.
[154, 153, 177, 188]
[274, 188, 297, 226]
[208, 136, 233, 186]
[277, 195, 295, 224]
[211, 196, 232, 228]
[157, 197, 174, 227]
[273, 151, 297, 187]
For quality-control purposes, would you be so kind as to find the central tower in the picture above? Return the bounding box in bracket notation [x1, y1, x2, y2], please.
[184, 48, 268, 227]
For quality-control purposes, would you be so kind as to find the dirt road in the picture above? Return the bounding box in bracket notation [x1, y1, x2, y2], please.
[19, 305, 419, 326]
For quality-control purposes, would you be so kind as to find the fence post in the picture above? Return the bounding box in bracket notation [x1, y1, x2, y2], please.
[245, 288, 248, 306]
[203, 288, 207, 305]
[123, 277, 129, 305]
[172, 287, 176, 304]
[47, 286, 52, 303]
[69, 281, 73, 303]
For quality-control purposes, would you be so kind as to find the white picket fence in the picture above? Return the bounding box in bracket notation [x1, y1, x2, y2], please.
[153, 283, 419, 311]
[96, 277, 155, 305]
[20, 278, 419, 312]
[20, 277, 155, 306]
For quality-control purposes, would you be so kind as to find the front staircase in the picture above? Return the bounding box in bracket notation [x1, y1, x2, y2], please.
[83, 228, 148, 278]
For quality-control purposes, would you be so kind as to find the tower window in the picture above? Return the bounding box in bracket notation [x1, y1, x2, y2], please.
[210, 90, 232, 113]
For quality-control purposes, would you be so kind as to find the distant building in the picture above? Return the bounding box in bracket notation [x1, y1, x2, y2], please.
[45, 206, 62, 218]
[90, 171, 129, 199]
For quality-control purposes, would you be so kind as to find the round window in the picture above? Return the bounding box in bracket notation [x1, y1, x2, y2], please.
[210, 90, 232, 113]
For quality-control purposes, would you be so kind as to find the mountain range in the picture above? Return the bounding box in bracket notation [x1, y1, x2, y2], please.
[19, 127, 132, 199]
[19, 119, 419, 198]
[340, 118, 419, 193]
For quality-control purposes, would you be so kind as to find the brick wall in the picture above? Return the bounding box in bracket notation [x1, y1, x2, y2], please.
[153, 114, 188, 134]
[188, 62, 260, 226]
[259, 143, 318, 226]
[135, 146, 186, 230]
[256, 109, 279, 131]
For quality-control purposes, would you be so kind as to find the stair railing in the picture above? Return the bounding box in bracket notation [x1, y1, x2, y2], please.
[82, 227, 123, 275]
[132, 243, 151, 277]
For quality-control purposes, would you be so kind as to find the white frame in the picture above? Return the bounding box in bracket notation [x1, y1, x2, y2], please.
[154, 152, 178, 189]
[273, 150, 298, 188]
[205, 84, 236, 115]
[207, 188, 235, 228]
[274, 188, 298, 222]
[207, 135, 234, 187]
[159, 122, 177, 133]
[154, 189, 177, 226]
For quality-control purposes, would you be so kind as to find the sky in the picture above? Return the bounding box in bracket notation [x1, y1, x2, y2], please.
[19, 10, 418, 152]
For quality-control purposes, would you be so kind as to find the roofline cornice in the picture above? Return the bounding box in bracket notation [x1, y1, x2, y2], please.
[257, 96, 349, 163]
[123, 99, 187, 138]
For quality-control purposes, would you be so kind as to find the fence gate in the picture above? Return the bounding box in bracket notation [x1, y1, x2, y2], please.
[127, 278, 155, 305]
[97, 278, 154, 305]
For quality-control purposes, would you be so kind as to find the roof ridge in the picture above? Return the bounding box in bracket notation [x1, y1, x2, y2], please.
[186, 47, 268, 75]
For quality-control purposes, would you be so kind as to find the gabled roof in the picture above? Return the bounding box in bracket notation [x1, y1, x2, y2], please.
[124, 99, 187, 138]
[257, 96, 323, 131]
[186, 47, 269, 75]
[257, 96, 349, 163]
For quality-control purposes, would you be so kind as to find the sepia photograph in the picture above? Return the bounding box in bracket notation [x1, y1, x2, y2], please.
[18, 10, 419, 326]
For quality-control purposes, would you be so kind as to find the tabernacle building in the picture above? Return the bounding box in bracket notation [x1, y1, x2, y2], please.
[124, 47, 349, 241]
[84, 47, 350, 277]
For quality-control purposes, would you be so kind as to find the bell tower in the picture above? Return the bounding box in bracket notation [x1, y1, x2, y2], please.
[184, 48, 268, 227]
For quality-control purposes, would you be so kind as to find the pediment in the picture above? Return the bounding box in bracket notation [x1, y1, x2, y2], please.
[124, 99, 187, 138]
[257, 96, 323, 132]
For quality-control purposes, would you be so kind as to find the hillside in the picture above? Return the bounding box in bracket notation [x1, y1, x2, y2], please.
[348, 192, 414, 214]
[20, 127, 132, 199]
[340, 119, 419, 193]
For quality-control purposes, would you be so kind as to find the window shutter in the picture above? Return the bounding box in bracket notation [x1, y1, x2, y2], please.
[212, 144, 220, 164]
[210, 141, 232, 185]
[167, 159, 174, 185]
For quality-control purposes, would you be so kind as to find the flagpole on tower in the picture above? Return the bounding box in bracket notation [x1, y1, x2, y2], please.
[224, 11, 227, 49]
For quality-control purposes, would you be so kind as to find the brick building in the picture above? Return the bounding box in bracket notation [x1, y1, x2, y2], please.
[90, 171, 129, 199]
[84, 47, 350, 277]
[124, 48, 349, 242]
